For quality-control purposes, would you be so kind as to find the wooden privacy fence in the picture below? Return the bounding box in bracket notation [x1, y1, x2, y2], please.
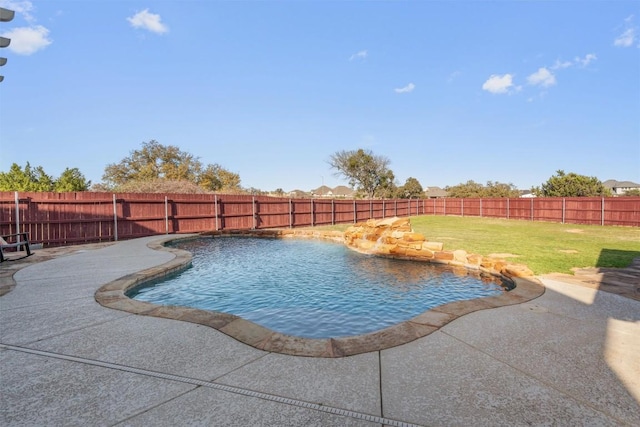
[0, 192, 638, 246]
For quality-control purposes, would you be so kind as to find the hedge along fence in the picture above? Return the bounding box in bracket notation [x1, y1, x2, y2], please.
[0, 192, 638, 247]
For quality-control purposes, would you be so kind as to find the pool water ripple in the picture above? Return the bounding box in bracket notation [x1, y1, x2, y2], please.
[128, 237, 509, 338]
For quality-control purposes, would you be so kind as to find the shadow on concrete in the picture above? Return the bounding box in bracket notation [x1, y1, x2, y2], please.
[538, 250, 640, 423]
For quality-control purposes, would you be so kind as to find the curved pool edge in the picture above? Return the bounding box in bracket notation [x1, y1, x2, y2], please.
[94, 234, 546, 358]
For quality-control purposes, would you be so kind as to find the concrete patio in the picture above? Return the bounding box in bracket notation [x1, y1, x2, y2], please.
[1, 235, 638, 426]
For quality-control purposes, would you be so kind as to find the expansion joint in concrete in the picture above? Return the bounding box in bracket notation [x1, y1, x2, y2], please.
[0, 343, 425, 427]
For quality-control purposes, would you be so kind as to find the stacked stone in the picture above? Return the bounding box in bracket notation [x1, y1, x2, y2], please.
[343, 217, 534, 279]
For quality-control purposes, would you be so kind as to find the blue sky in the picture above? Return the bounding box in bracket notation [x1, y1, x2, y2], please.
[1, 0, 638, 192]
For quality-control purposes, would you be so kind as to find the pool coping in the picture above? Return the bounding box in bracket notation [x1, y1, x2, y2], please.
[94, 233, 546, 358]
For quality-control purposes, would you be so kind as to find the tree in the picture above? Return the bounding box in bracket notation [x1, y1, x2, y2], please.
[445, 180, 485, 198]
[484, 181, 520, 198]
[625, 188, 640, 196]
[55, 167, 91, 192]
[370, 170, 397, 199]
[397, 177, 424, 198]
[328, 148, 394, 199]
[0, 163, 90, 192]
[101, 140, 241, 192]
[445, 180, 520, 198]
[112, 178, 207, 194]
[198, 164, 241, 192]
[533, 170, 611, 197]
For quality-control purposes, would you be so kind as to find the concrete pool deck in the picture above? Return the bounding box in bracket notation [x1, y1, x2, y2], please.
[1, 235, 639, 426]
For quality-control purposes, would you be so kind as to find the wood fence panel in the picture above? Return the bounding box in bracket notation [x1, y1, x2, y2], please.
[255, 197, 291, 228]
[531, 197, 564, 222]
[1, 191, 639, 247]
[370, 200, 382, 220]
[604, 197, 640, 227]
[444, 199, 462, 216]
[482, 199, 507, 218]
[117, 193, 167, 238]
[170, 194, 217, 233]
[218, 196, 254, 230]
[462, 199, 481, 217]
[313, 200, 335, 226]
[334, 200, 356, 224]
[354, 200, 371, 222]
[431, 199, 444, 216]
[507, 198, 533, 220]
[533, 198, 563, 223]
[0, 192, 115, 245]
[382, 200, 397, 218]
[564, 197, 603, 225]
[291, 198, 313, 227]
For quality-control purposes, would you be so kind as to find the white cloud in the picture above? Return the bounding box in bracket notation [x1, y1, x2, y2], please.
[1, 25, 51, 55]
[551, 59, 572, 70]
[394, 83, 415, 93]
[0, 1, 52, 54]
[127, 9, 168, 34]
[349, 50, 367, 61]
[527, 67, 556, 87]
[614, 28, 636, 47]
[575, 53, 597, 67]
[481, 74, 516, 94]
[0, 0, 35, 22]
[614, 15, 637, 47]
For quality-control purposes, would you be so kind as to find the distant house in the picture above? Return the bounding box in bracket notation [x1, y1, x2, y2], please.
[310, 185, 355, 198]
[288, 189, 310, 198]
[331, 185, 355, 198]
[311, 185, 333, 197]
[424, 186, 448, 199]
[520, 190, 536, 198]
[603, 180, 640, 195]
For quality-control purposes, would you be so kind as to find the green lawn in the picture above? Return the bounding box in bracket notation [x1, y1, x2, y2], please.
[315, 216, 640, 275]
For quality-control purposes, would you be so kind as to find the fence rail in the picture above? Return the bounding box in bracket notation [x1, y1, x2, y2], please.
[1, 192, 638, 246]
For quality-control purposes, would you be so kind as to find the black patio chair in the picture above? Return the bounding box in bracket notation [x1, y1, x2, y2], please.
[0, 232, 33, 262]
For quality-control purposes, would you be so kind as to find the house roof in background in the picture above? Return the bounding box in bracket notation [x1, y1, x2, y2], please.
[603, 180, 640, 188]
[424, 186, 448, 198]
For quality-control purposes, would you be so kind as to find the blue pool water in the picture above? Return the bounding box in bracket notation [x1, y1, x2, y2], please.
[128, 237, 510, 338]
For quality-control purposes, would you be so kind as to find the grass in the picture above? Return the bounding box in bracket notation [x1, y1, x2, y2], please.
[314, 216, 640, 275]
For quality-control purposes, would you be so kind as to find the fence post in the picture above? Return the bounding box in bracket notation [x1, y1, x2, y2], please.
[395, 200, 397, 217]
[252, 197, 256, 230]
[331, 199, 335, 225]
[311, 199, 314, 227]
[444, 198, 446, 216]
[369, 199, 372, 219]
[408, 198, 411, 217]
[507, 198, 510, 219]
[353, 199, 357, 223]
[382, 199, 385, 218]
[289, 198, 293, 228]
[164, 196, 169, 234]
[461, 199, 464, 217]
[531, 198, 534, 221]
[13, 191, 20, 235]
[112, 194, 118, 241]
[601, 197, 605, 226]
[562, 198, 565, 224]
[214, 195, 219, 231]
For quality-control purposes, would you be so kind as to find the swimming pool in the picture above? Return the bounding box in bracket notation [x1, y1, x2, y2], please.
[128, 237, 512, 339]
